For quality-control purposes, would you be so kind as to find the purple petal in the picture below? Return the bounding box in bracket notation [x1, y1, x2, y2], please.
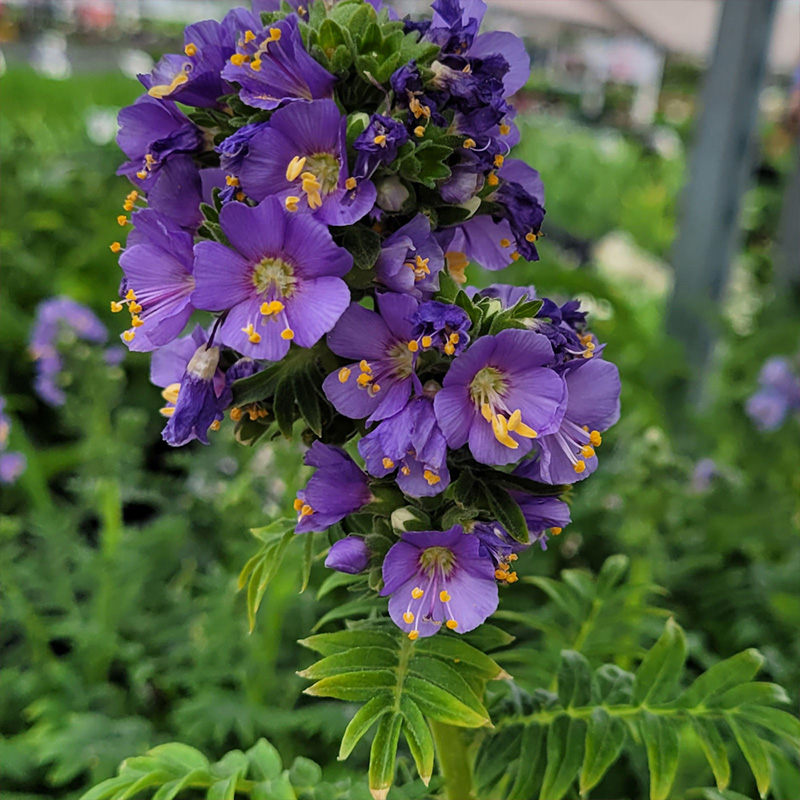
[327, 303, 393, 360]
[192, 240, 253, 311]
[283, 212, 353, 278]
[219, 197, 287, 263]
[563, 359, 621, 430]
[323, 366, 383, 420]
[285, 276, 350, 348]
[433, 385, 474, 449]
[470, 31, 530, 95]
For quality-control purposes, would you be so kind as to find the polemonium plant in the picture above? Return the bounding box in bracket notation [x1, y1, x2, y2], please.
[85, 2, 800, 799]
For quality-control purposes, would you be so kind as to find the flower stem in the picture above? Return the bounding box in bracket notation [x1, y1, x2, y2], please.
[429, 720, 474, 800]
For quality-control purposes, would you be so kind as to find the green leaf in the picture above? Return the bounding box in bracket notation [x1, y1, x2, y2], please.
[727, 716, 770, 798]
[339, 225, 382, 271]
[415, 635, 506, 680]
[640, 711, 680, 800]
[245, 740, 282, 782]
[339, 696, 392, 760]
[293, 369, 323, 436]
[579, 707, 626, 794]
[404, 675, 489, 727]
[556, 650, 592, 708]
[674, 649, 764, 709]
[508, 723, 546, 800]
[369, 713, 403, 800]
[288, 756, 322, 788]
[434, 269, 461, 303]
[400, 697, 434, 786]
[594, 554, 630, 598]
[538, 716, 585, 800]
[632, 618, 687, 705]
[691, 717, 731, 792]
[273, 373, 296, 438]
[483, 484, 529, 543]
[298, 647, 398, 679]
[735, 706, 800, 746]
[206, 776, 238, 800]
[146, 743, 210, 773]
[461, 623, 515, 652]
[299, 531, 314, 593]
[304, 670, 397, 701]
[717, 681, 790, 709]
[299, 629, 399, 656]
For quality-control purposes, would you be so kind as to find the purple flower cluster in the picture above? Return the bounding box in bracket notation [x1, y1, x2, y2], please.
[109, 0, 620, 639]
[745, 356, 800, 432]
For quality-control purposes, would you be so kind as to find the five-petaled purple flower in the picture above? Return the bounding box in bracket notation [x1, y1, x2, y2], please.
[516, 358, 620, 484]
[381, 526, 498, 638]
[434, 329, 566, 466]
[294, 442, 373, 533]
[359, 395, 450, 497]
[375, 214, 445, 297]
[238, 99, 377, 225]
[192, 196, 352, 360]
[323, 292, 426, 424]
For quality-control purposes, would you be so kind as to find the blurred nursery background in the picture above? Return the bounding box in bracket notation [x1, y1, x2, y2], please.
[1, 0, 798, 798]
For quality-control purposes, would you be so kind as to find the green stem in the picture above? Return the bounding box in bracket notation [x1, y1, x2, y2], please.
[429, 720, 474, 800]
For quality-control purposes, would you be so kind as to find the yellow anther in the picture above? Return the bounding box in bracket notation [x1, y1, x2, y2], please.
[584, 341, 596, 351]
[414, 126, 425, 137]
[551, 527, 562, 536]
[382, 457, 395, 470]
[373, 134, 387, 146]
[286, 155, 307, 182]
[300, 504, 313, 517]
[487, 172, 499, 186]
[345, 177, 357, 190]
[444, 343, 455, 355]
[248, 407, 259, 421]
[421, 336, 432, 348]
[285, 196, 300, 212]
[359, 360, 371, 373]
[230, 53, 248, 66]
[249, 332, 261, 344]
[463, 138, 477, 149]
[110, 301, 124, 313]
[281, 327, 294, 340]
[250, 58, 262, 71]
[269, 27, 282, 41]
[129, 302, 142, 314]
[338, 367, 351, 384]
[159, 405, 175, 417]
[409, 97, 423, 117]
[499, 123, 511, 135]
[117, 215, 128, 226]
[136, 170, 148, 180]
[449, 333, 460, 344]
[446, 619, 458, 629]
[125, 289, 137, 301]
[403, 611, 415, 624]
[415, 255, 429, 271]
[147, 63, 191, 98]
[126, 190, 139, 201]
[411, 587, 424, 599]
[580, 445, 596, 458]
[423, 470, 441, 486]
[257, 408, 268, 418]
[590, 430, 602, 446]
[230, 407, 243, 421]
[291, 498, 304, 512]
[480, 403, 493, 422]
[511, 251, 521, 262]
[407, 340, 419, 353]
[440, 590, 451, 603]
[507, 409, 537, 439]
[244, 30, 256, 43]
[508, 553, 518, 561]
[507, 573, 518, 584]
[357, 373, 371, 387]
[123, 330, 136, 342]
[226, 175, 240, 187]
[574, 460, 586, 474]
[124, 200, 134, 212]
[500, 238, 511, 248]
[400, 465, 411, 476]
[184, 43, 198, 56]
[525, 231, 538, 243]
[408, 630, 419, 641]
[494, 154, 505, 168]
[261, 300, 284, 316]
[370, 383, 381, 394]
[131, 315, 144, 328]
[495, 569, 509, 580]
[583, 349, 594, 359]
[145, 154, 157, 166]
[209, 420, 221, 431]
[491, 413, 519, 449]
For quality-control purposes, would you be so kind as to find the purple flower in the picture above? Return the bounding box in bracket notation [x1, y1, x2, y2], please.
[746, 357, 800, 431]
[353, 114, 409, 181]
[29, 297, 108, 407]
[192, 196, 352, 360]
[490, 159, 546, 261]
[516, 358, 620, 484]
[411, 301, 471, 356]
[150, 326, 227, 446]
[140, 8, 259, 107]
[434, 329, 566, 466]
[0, 397, 26, 486]
[510, 493, 571, 550]
[440, 215, 519, 272]
[381, 526, 498, 638]
[216, 121, 269, 174]
[116, 209, 196, 352]
[221, 16, 336, 111]
[162, 343, 226, 447]
[359, 396, 450, 497]
[238, 99, 377, 225]
[375, 214, 444, 297]
[690, 458, 719, 494]
[325, 537, 371, 574]
[294, 442, 373, 533]
[322, 292, 422, 424]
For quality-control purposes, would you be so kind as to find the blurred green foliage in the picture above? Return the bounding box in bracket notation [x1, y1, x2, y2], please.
[1, 66, 798, 800]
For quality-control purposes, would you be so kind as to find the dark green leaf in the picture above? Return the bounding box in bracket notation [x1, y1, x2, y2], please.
[580, 707, 627, 794]
[298, 647, 398, 679]
[369, 713, 403, 800]
[304, 670, 397, 702]
[691, 717, 731, 792]
[400, 697, 434, 786]
[339, 696, 392, 760]
[640, 711, 680, 800]
[632, 618, 687, 705]
[557, 650, 592, 708]
[674, 649, 764, 709]
[538, 716, 585, 800]
[508, 723, 546, 800]
[726, 716, 770, 799]
[404, 675, 489, 728]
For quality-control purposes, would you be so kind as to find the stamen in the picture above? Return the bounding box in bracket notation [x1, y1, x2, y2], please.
[281, 327, 294, 340]
[184, 43, 197, 56]
[230, 53, 248, 66]
[209, 420, 221, 431]
[230, 407, 243, 421]
[463, 138, 476, 149]
[446, 619, 458, 629]
[500, 238, 511, 248]
[345, 177, 357, 190]
[110, 301, 124, 313]
[300, 504, 313, 516]
[551, 527, 562, 535]
[338, 367, 351, 383]
[260, 300, 284, 316]
[286, 156, 307, 182]
[356, 373, 371, 387]
[136, 170, 147, 180]
[226, 175, 240, 187]
[487, 172, 499, 186]
[250, 58, 262, 71]
[269, 27, 282, 41]
[421, 336, 432, 348]
[123, 330, 135, 342]
[511, 251, 521, 261]
[407, 340, 419, 353]
[285, 196, 300, 212]
[241, 322, 261, 344]
[117, 215, 128, 226]
[580, 445, 595, 458]
[414, 125, 425, 137]
[244, 30, 256, 43]
[373, 134, 387, 146]
[131, 315, 144, 328]
[499, 123, 511, 135]
[400, 465, 410, 476]
[408, 630, 419, 640]
[494, 154, 505, 167]
[507, 409, 537, 439]
[382, 457, 395, 470]
[423, 470, 441, 486]
[147, 62, 192, 98]
[403, 611, 414, 624]
[439, 590, 450, 602]
[525, 231, 538, 243]
[573, 460, 586, 474]
[159, 406, 174, 417]
[359, 360, 371, 373]
[590, 430, 602, 447]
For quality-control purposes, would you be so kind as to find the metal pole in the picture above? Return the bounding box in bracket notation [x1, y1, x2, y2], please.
[666, 0, 778, 404]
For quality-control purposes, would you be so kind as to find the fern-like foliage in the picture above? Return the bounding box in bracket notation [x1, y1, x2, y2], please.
[299, 626, 507, 799]
[474, 618, 800, 800]
[79, 737, 433, 800]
